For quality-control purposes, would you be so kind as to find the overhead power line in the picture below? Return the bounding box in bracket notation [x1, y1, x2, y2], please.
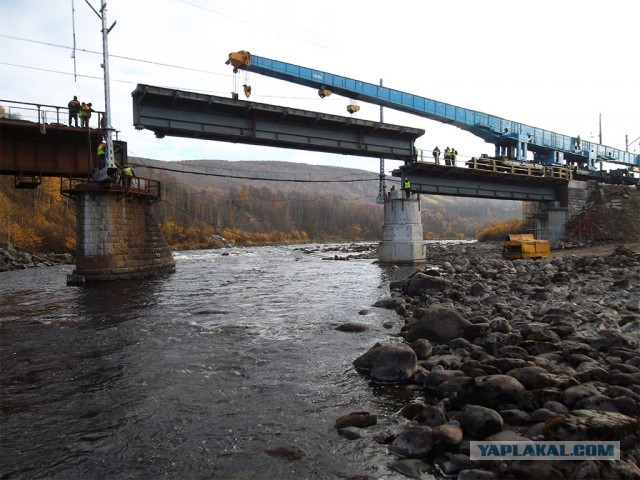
[0, 33, 226, 76]
[133, 162, 384, 183]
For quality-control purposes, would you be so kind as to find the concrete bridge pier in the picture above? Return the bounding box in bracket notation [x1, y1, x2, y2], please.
[67, 189, 175, 284]
[378, 189, 427, 265]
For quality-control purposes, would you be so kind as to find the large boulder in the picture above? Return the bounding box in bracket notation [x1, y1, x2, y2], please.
[369, 343, 418, 383]
[352, 342, 383, 372]
[388, 426, 435, 458]
[403, 306, 471, 343]
[406, 272, 451, 296]
[449, 375, 527, 410]
[461, 405, 504, 439]
[544, 409, 639, 449]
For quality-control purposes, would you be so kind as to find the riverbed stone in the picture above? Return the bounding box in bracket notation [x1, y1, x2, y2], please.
[337, 426, 362, 440]
[406, 272, 451, 296]
[387, 459, 431, 479]
[424, 368, 466, 394]
[373, 297, 406, 309]
[388, 426, 434, 458]
[544, 409, 640, 449]
[449, 374, 527, 409]
[335, 322, 368, 332]
[411, 338, 433, 360]
[461, 405, 504, 439]
[433, 423, 463, 448]
[352, 343, 383, 372]
[498, 408, 532, 426]
[369, 343, 417, 383]
[456, 469, 497, 480]
[403, 306, 471, 343]
[263, 444, 306, 461]
[335, 411, 377, 429]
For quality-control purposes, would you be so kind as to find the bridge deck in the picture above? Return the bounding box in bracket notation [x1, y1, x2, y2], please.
[132, 84, 424, 162]
[396, 161, 572, 202]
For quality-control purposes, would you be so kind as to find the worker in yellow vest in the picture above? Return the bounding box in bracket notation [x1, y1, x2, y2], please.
[403, 177, 411, 198]
[97, 142, 106, 169]
[119, 164, 135, 189]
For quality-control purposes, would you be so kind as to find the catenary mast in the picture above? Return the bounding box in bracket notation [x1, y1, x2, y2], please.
[100, 0, 116, 175]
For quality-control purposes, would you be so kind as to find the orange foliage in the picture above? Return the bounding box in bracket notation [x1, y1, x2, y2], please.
[0, 177, 75, 253]
[475, 218, 523, 242]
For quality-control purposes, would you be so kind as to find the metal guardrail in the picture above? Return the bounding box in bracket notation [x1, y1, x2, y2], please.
[0, 99, 105, 131]
[464, 157, 572, 180]
[60, 175, 162, 204]
[408, 151, 573, 180]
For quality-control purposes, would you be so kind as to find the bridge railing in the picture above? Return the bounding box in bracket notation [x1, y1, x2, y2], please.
[0, 99, 104, 130]
[60, 175, 162, 204]
[464, 157, 572, 180]
[413, 149, 573, 180]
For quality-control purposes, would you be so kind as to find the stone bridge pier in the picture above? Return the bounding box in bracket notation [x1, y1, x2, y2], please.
[67, 186, 175, 284]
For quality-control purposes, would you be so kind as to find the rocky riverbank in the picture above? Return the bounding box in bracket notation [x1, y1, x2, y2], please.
[0, 246, 74, 272]
[339, 242, 640, 480]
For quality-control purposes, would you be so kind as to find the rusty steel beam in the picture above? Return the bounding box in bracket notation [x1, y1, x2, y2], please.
[0, 119, 126, 177]
[132, 84, 425, 162]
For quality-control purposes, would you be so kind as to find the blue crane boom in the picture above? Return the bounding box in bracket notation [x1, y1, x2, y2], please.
[226, 51, 639, 171]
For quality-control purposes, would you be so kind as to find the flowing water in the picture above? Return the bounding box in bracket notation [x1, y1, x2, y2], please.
[1, 244, 425, 480]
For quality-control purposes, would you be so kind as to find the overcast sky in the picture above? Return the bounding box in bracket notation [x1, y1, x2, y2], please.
[1, 0, 638, 174]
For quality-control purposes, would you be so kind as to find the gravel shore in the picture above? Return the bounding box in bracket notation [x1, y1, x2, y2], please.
[341, 241, 640, 480]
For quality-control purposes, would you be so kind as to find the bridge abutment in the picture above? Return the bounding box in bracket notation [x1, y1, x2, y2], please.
[68, 190, 175, 284]
[524, 180, 590, 243]
[378, 190, 427, 265]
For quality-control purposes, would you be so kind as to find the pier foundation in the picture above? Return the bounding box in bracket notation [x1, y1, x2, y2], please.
[68, 189, 175, 283]
[378, 190, 427, 265]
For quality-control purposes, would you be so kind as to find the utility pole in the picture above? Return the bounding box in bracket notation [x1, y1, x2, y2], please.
[100, 0, 116, 176]
[377, 78, 386, 204]
[599, 113, 602, 145]
[86, 0, 117, 180]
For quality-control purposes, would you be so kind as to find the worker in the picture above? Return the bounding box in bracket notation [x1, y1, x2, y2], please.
[451, 148, 458, 166]
[78, 102, 86, 127]
[432, 146, 441, 164]
[67, 96, 81, 127]
[97, 141, 106, 169]
[444, 147, 451, 166]
[403, 177, 411, 198]
[81, 102, 94, 128]
[413, 146, 419, 162]
[120, 164, 135, 189]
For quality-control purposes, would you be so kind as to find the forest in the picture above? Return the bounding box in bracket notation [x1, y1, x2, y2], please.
[0, 158, 522, 253]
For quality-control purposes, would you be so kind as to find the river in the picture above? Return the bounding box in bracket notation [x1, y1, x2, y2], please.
[1, 244, 426, 480]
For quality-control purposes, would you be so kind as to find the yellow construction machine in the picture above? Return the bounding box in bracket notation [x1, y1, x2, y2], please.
[502, 234, 550, 259]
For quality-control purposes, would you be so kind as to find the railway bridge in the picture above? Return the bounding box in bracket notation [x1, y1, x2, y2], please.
[1, 93, 593, 277]
[0, 100, 174, 283]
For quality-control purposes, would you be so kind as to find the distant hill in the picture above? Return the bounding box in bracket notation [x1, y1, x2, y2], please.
[131, 157, 522, 246]
[132, 158, 382, 202]
[0, 158, 522, 254]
